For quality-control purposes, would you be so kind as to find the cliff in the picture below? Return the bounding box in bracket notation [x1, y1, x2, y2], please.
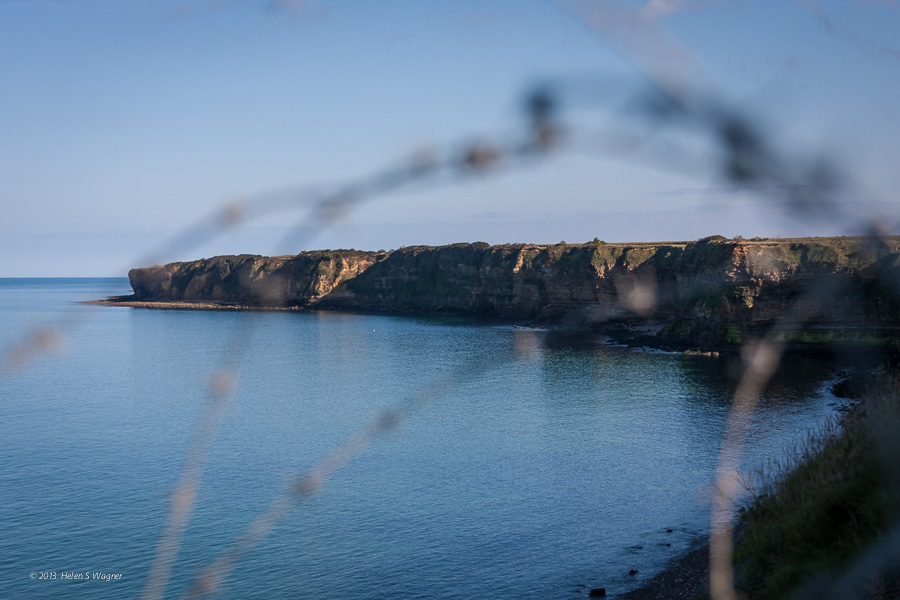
[127, 250, 383, 307]
[115, 236, 900, 351]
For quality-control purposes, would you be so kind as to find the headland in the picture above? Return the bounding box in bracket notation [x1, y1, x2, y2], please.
[89, 235, 900, 353]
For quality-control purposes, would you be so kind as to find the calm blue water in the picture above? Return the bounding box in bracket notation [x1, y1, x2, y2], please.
[0, 278, 843, 599]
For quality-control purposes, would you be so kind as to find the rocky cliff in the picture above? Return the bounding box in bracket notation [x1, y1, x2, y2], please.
[127, 250, 383, 307]
[118, 236, 900, 350]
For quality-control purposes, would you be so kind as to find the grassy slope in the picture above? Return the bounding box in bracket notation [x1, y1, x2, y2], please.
[734, 373, 900, 599]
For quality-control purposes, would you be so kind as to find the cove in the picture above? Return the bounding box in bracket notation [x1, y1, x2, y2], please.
[0, 278, 844, 599]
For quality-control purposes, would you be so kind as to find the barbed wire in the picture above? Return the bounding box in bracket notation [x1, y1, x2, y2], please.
[2, 1, 898, 599]
[178, 352, 507, 600]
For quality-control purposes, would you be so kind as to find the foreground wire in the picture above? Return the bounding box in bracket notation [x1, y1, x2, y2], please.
[0, 86, 560, 381]
[181, 353, 505, 600]
[708, 278, 846, 600]
[2, 4, 890, 598]
[140, 317, 256, 600]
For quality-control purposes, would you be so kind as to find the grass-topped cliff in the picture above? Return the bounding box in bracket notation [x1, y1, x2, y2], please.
[109, 236, 900, 352]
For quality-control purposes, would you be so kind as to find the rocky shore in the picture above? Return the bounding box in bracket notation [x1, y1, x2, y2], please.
[615, 542, 710, 599]
[84, 299, 303, 311]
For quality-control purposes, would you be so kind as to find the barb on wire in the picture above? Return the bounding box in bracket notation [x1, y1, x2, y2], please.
[0, 326, 63, 376]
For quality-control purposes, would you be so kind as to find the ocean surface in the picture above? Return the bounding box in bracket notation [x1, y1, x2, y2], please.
[0, 278, 845, 599]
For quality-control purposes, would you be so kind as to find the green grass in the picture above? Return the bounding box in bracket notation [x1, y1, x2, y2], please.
[734, 372, 900, 599]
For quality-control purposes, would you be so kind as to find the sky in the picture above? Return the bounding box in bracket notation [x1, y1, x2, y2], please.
[1, 0, 898, 276]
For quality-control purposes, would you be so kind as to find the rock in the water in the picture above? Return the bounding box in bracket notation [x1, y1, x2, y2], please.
[588, 588, 606, 597]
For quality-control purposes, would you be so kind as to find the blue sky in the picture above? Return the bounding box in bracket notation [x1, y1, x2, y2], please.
[2, 0, 898, 276]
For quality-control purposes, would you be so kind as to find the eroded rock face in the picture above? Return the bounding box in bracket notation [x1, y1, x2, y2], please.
[124, 237, 900, 349]
[128, 250, 382, 307]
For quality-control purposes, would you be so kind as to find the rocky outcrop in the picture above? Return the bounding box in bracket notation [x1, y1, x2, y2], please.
[127, 250, 383, 307]
[117, 236, 900, 350]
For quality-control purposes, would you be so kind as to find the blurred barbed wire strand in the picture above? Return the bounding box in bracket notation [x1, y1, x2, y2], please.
[1, 1, 897, 598]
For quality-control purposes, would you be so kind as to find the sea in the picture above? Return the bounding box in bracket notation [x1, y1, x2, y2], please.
[0, 278, 846, 599]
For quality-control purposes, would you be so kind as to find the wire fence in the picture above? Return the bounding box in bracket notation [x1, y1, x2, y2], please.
[3, 1, 899, 599]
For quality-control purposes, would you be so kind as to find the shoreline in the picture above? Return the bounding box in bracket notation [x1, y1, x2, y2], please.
[87, 296, 870, 599]
[615, 542, 710, 599]
[82, 299, 304, 311]
[85, 298, 735, 355]
[87, 298, 869, 358]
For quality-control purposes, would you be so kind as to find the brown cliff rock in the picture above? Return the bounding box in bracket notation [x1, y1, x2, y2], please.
[116, 236, 900, 351]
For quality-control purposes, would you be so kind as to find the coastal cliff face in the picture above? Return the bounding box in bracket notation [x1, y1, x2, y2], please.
[128, 250, 382, 307]
[123, 237, 900, 349]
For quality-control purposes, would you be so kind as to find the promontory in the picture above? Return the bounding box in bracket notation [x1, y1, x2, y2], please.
[93, 235, 900, 352]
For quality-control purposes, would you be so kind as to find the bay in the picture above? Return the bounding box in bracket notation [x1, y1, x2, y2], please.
[0, 278, 843, 599]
